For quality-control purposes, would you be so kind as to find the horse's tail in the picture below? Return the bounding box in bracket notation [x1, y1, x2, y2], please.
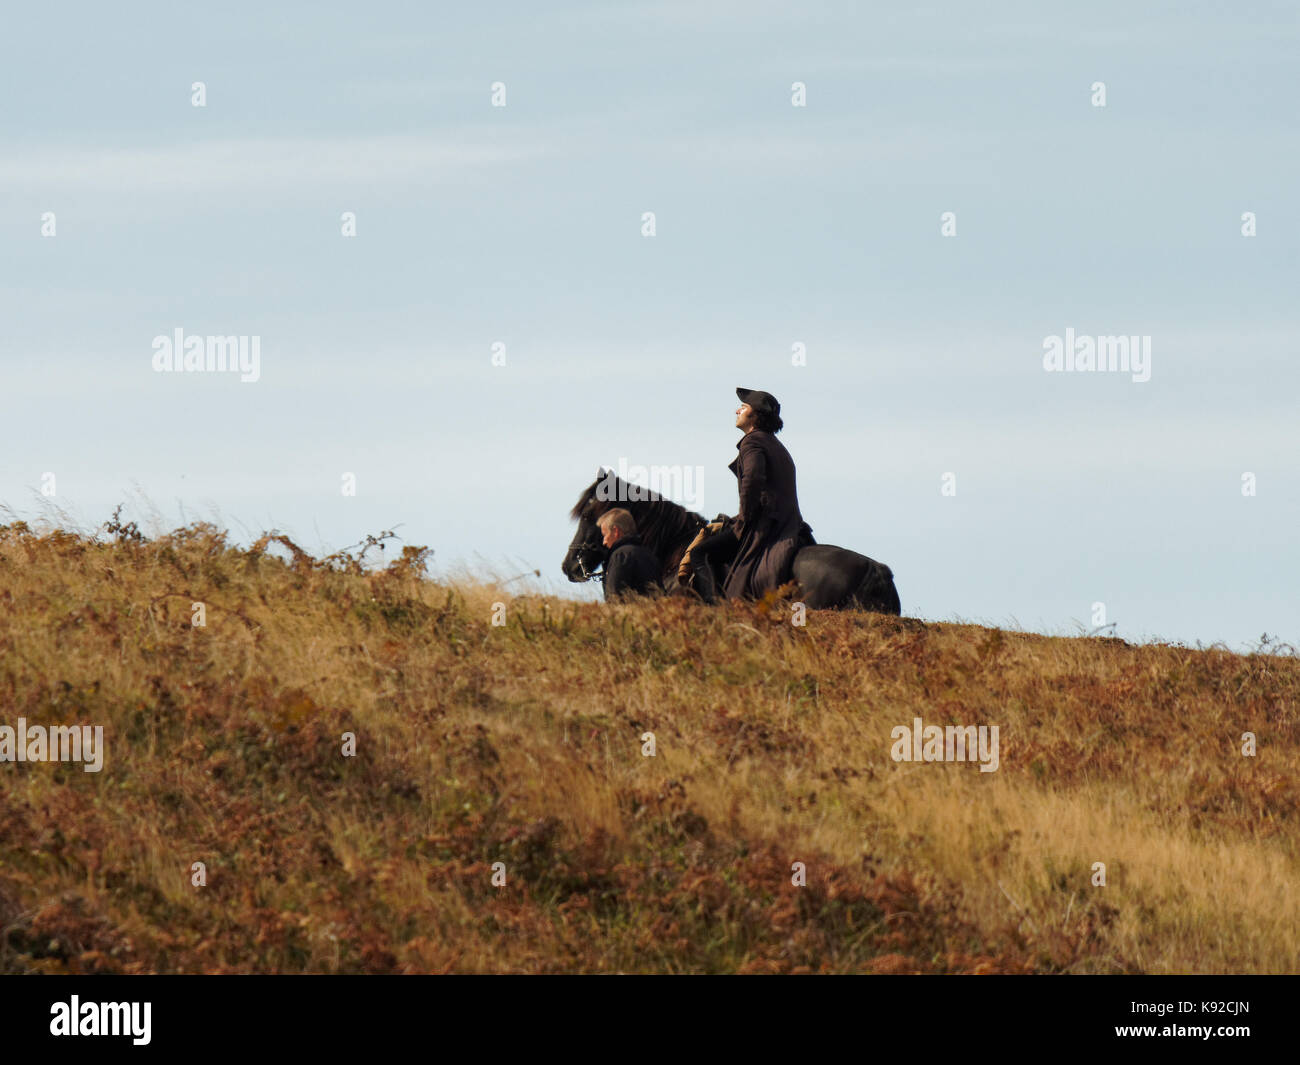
[854, 560, 901, 616]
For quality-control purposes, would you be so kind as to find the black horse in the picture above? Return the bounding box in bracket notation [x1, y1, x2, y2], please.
[561, 469, 901, 613]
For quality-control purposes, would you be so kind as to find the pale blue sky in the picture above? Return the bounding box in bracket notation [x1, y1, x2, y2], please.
[2, 1, 1297, 650]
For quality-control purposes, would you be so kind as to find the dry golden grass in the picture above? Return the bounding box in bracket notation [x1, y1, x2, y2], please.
[0, 516, 1296, 973]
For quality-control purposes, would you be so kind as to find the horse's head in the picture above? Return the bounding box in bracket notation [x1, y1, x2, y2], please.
[561, 468, 617, 583]
[562, 467, 706, 585]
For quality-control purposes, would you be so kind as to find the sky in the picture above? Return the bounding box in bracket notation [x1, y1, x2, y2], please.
[2, 1, 1297, 651]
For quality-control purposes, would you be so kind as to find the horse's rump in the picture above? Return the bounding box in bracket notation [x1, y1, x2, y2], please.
[792, 544, 900, 613]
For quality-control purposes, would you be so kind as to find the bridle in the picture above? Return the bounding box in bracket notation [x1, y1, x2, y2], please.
[574, 546, 605, 583]
[570, 520, 607, 583]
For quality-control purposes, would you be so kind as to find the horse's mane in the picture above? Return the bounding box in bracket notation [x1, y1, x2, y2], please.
[570, 471, 707, 559]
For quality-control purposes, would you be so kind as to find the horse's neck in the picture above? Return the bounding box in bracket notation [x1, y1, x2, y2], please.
[636, 504, 704, 576]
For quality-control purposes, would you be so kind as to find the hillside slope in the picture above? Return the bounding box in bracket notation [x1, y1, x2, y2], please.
[1, 519, 1297, 973]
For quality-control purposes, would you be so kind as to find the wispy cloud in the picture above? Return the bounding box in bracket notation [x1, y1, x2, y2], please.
[0, 133, 551, 193]
[554, 0, 835, 30]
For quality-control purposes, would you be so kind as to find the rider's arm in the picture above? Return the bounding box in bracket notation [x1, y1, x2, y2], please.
[734, 437, 767, 539]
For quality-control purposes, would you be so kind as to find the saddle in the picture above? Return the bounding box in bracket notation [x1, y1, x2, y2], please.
[675, 514, 816, 583]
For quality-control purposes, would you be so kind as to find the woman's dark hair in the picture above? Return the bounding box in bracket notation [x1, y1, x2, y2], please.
[754, 409, 784, 434]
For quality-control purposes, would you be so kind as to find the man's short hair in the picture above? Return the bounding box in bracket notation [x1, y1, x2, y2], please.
[597, 508, 637, 537]
[754, 408, 784, 434]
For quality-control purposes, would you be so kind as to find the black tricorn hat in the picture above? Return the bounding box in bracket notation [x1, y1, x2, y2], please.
[736, 387, 780, 416]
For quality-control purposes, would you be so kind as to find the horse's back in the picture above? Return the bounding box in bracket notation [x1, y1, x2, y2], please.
[792, 544, 899, 613]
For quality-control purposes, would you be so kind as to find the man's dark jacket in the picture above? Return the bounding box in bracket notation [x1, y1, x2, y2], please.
[602, 534, 663, 600]
[722, 429, 809, 600]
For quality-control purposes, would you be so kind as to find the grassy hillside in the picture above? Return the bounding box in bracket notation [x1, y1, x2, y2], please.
[1, 517, 1297, 974]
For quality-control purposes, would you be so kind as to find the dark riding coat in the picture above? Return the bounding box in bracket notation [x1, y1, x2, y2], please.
[722, 429, 810, 600]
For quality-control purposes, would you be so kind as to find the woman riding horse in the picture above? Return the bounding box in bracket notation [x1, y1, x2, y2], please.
[691, 387, 814, 603]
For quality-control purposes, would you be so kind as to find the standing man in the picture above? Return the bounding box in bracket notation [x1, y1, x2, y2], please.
[691, 387, 811, 602]
[597, 508, 664, 600]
